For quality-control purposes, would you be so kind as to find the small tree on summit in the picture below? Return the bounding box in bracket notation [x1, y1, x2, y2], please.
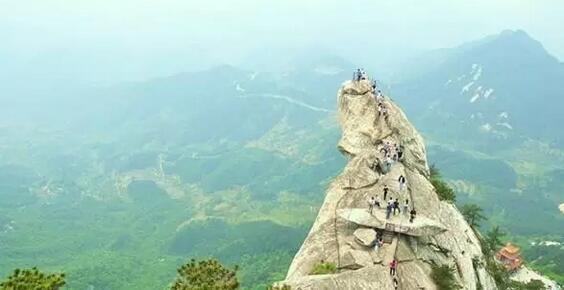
[461, 204, 486, 228]
[171, 259, 239, 290]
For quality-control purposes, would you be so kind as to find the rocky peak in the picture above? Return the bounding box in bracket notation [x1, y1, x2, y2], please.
[276, 79, 498, 289]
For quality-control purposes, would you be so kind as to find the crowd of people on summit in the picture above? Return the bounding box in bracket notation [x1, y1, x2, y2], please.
[365, 151, 416, 224]
[353, 68, 389, 120]
[380, 141, 404, 173]
[365, 147, 415, 222]
[353, 69, 422, 288]
[353, 68, 368, 82]
[354, 69, 389, 120]
[381, 141, 404, 161]
[356, 68, 415, 223]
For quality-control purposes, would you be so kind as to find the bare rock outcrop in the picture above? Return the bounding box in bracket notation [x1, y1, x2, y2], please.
[512, 267, 561, 290]
[277, 79, 499, 289]
[339, 208, 447, 236]
[353, 228, 377, 247]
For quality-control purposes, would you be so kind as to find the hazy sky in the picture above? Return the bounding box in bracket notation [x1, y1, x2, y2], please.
[1, 0, 563, 85]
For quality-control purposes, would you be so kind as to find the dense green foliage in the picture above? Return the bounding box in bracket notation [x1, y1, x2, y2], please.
[429, 164, 440, 179]
[0, 267, 65, 290]
[475, 225, 548, 290]
[430, 264, 460, 290]
[427, 149, 517, 189]
[482, 257, 545, 290]
[428, 145, 563, 284]
[309, 262, 337, 275]
[485, 257, 512, 289]
[171, 259, 238, 290]
[471, 257, 484, 290]
[482, 226, 507, 256]
[0, 98, 331, 290]
[514, 280, 546, 290]
[431, 177, 456, 202]
[522, 242, 564, 285]
[428, 145, 563, 236]
[461, 204, 486, 228]
[430, 165, 457, 202]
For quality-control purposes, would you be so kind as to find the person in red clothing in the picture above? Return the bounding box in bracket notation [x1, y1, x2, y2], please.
[389, 259, 398, 276]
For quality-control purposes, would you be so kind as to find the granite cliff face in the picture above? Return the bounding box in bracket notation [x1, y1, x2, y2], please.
[277, 79, 498, 289]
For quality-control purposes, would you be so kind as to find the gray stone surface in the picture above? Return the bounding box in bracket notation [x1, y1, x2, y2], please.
[512, 268, 562, 290]
[353, 228, 377, 247]
[340, 249, 373, 269]
[338, 208, 384, 229]
[338, 208, 447, 236]
[275, 265, 394, 290]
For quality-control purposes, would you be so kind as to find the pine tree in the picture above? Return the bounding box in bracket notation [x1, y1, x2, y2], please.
[0, 267, 65, 290]
[171, 259, 239, 290]
[483, 226, 506, 256]
[461, 204, 486, 228]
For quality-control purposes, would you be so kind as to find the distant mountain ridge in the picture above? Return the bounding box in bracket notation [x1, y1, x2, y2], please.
[392, 30, 564, 148]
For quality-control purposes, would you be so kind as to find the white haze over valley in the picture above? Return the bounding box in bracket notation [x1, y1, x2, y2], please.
[1, 0, 563, 93]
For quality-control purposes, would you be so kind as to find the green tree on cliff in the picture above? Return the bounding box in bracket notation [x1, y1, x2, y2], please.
[461, 203, 486, 228]
[171, 259, 239, 290]
[429, 164, 456, 202]
[483, 226, 506, 256]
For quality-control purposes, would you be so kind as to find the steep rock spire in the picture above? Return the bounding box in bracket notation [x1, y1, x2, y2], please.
[277, 79, 497, 290]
